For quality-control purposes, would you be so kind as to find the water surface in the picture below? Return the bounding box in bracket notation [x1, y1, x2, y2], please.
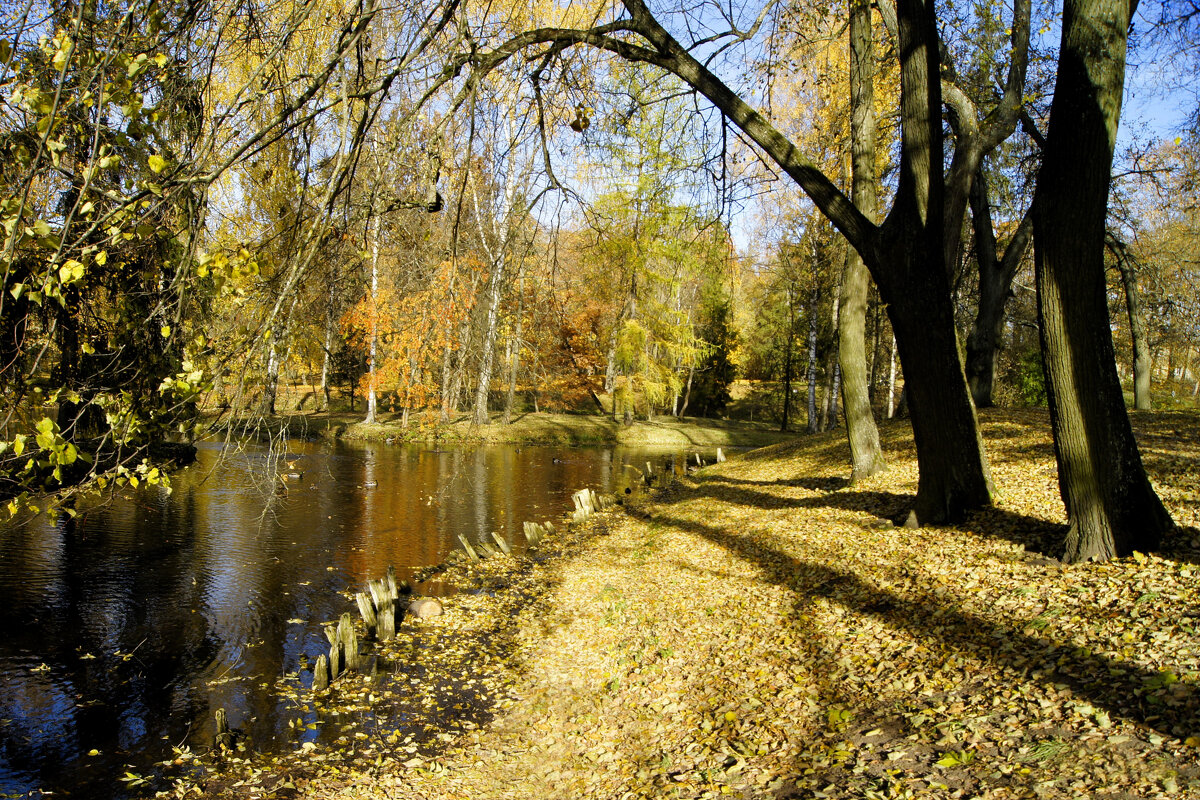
[0, 438, 703, 798]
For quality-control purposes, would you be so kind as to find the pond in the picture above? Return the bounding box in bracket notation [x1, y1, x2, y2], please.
[0, 437, 714, 799]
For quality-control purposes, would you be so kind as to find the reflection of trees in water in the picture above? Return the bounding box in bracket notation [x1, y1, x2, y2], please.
[0, 440, 701, 797]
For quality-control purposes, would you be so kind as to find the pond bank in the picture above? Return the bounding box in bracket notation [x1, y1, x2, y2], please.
[212, 410, 795, 449]
[178, 408, 1200, 799]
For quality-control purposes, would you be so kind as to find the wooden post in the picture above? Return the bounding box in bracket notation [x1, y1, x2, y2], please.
[491, 531, 512, 555]
[456, 534, 480, 562]
[370, 580, 395, 640]
[338, 612, 359, 671]
[214, 708, 234, 750]
[356, 592, 377, 640]
[695, 453, 702, 467]
[313, 654, 330, 691]
[386, 565, 398, 599]
[717, 447, 725, 463]
[329, 641, 342, 679]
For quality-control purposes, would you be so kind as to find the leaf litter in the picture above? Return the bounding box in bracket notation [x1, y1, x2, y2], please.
[166, 408, 1200, 799]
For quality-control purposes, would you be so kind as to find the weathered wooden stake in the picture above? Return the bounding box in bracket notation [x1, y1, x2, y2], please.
[338, 612, 359, 671]
[716, 447, 726, 463]
[456, 533, 480, 562]
[491, 531, 512, 555]
[356, 592, 377, 639]
[312, 654, 330, 691]
[370, 580, 395, 640]
[329, 642, 342, 679]
[214, 708, 234, 750]
[695, 452, 702, 466]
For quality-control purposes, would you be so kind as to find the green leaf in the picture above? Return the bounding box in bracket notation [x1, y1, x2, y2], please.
[148, 154, 166, 173]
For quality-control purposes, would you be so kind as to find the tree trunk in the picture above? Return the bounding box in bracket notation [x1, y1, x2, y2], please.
[780, 283, 795, 432]
[1109, 235, 1152, 410]
[320, 284, 334, 411]
[964, 168, 1034, 408]
[887, 334, 898, 418]
[870, 0, 993, 523]
[503, 263, 526, 424]
[881, 236, 993, 524]
[365, 215, 380, 425]
[1033, 0, 1172, 562]
[840, 0, 886, 479]
[806, 278, 819, 434]
[616, 0, 992, 520]
[472, 257, 504, 426]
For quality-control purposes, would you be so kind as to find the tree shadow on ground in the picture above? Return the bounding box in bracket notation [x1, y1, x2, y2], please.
[633, 507, 1199, 742]
[673, 476, 1067, 557]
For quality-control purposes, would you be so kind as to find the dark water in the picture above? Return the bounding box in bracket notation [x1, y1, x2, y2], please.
[0, 438, 704, 799]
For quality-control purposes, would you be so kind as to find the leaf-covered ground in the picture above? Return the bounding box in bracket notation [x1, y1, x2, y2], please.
[189, 408, 1200, 799]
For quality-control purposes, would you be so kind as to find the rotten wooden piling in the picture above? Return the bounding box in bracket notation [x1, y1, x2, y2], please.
[312, 654, 330, 691]
[356, 592, 377, 639]
[369, 579, 395, 640]
[456, 533, 480, 562]
[490, 531, 512, 555]
[214, 708, 234, 750]
[337, 612, 359, 672]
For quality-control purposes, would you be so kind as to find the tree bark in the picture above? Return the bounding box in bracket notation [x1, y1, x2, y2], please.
[840, 0, 886, 479]
[871, 0, 993, 522]
[1033, 0, 1172, 562]
[1108, 234, 1152, 410]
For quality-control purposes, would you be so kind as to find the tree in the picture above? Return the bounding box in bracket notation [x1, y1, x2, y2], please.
[1032, 0, 1173, 562]
[841, 0, 887, 479]
[426, 0, 1044, 521]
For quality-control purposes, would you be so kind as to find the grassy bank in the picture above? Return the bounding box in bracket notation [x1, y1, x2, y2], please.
[179, 408, 1200, 800]
[220, 409, 797, 449]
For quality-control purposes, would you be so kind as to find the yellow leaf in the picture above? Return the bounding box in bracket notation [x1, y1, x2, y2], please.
[148, 154, 166, 173]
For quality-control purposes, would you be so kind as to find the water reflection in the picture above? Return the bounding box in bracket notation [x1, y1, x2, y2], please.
[0, 439, 711, 798]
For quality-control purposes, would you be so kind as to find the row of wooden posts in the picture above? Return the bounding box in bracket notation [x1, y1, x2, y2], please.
[311, 566, 402, 691]
[214, 459, 733, 748]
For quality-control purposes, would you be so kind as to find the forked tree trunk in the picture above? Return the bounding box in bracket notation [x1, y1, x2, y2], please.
[1033, 0, 1172, 562]
[880, 225, 994, 524]
[840, 0, 886, 479]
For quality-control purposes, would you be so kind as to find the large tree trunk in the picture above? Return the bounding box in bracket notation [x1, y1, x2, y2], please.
[840, 0, 886, 479]
[1033, 0, 1172, 562]
[880, 232, 993, 524]
[871, 0, 993, 523]
[1108, 235, 1152, 410]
